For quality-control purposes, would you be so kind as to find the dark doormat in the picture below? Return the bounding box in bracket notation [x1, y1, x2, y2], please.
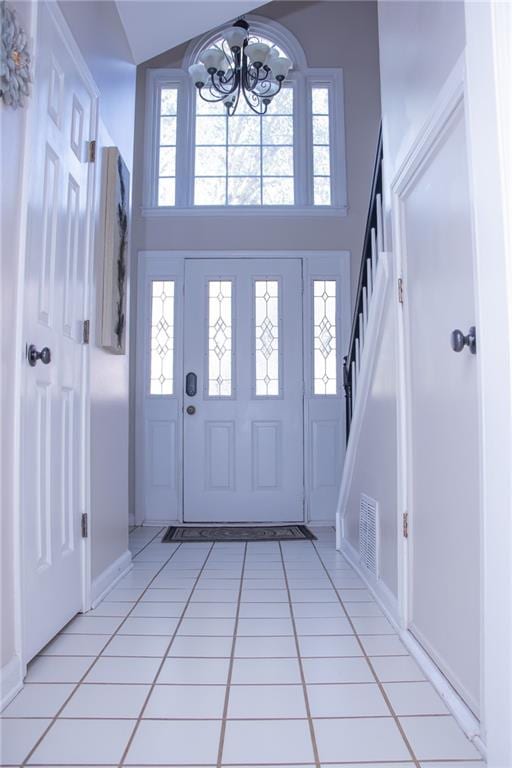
[162, 525, 317, 543]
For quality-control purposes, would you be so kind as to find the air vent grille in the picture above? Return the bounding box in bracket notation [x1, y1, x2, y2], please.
[360, 493, 379, 575]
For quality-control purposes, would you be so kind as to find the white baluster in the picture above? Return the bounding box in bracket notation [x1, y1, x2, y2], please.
[366, 257, 373, 300]
[376, 192, 384, 253]
[359, 312, 365, 353]
[362, 286, 368, 332]
[371, 228, 377, 284]
[351, 359, 357, 405]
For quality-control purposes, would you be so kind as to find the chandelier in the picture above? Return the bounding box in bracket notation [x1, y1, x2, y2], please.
[188, 19, 292, 116]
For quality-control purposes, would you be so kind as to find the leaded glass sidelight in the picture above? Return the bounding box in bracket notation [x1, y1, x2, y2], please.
[255, 280, 279, 396]
[313, 280, 337, 395]
[150, 280, 175, 395]
[208, 280, 233, 396]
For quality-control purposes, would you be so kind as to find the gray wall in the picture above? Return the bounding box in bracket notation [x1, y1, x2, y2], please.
[342, 0, 466, 602]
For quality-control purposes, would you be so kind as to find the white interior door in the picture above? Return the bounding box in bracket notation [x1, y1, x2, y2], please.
[400, 96, 480, 714]
[21, 2, 94, 661]
[183, 258, 303, 522]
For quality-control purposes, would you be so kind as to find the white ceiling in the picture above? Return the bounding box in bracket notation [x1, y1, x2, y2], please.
[115, 1, 265, 64]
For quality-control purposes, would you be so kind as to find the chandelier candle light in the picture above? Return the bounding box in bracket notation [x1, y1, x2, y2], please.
[188, 19, 292, 115]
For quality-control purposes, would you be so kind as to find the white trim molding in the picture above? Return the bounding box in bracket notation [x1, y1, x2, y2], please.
[0, 655, 23, 711]
[142, 54, 347, 214]
[135, 249, 350, 527]
[183, 14, 309, 71]
[465, 3, 512, 765]
[90, 550, 132, 609]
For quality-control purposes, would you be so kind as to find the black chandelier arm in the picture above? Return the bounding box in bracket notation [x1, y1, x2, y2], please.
[240, 86, 269, 115]
[197, 87, 231, 105]
[217, 68, 237, 86]
[209, 69, 240, 97]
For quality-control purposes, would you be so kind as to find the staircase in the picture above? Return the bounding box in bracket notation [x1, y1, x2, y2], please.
[343, 126, 384, 441]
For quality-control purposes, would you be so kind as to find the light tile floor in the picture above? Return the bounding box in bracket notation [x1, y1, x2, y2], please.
[1, 526, 486, 768]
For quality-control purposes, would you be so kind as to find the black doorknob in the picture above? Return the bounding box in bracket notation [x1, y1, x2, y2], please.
[28, 345, 51, 367]
[186, 405, 196, 415]
[450, 327, 476, 355]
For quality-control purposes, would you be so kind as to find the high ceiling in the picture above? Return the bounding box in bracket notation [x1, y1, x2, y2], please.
[115, 1, 265, 64]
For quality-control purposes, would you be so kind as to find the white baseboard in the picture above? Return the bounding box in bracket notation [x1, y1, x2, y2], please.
[1, 655, 23, 711]
[339, 535, 485, 756]
[90, 550, 132, 609]
[339, 536, 400, 621]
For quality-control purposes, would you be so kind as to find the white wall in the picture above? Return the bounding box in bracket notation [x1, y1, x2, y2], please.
[341, 0, 466, 604]
[344, 293, 398, 597]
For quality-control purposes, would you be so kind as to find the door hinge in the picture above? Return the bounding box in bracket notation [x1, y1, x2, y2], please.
[402, 511, 409, 539]
[81, 513, 88, 538]
[398, 278, 404, 304]
[83, 319, 90, 345]
[87, 140, 96, 163]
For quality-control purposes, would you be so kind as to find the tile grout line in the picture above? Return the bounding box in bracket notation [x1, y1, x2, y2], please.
[278, 542, 321, 768]
[128, 527, 166, 558]
[117, 542, 217, 767]
[311, 540, 422, 768]
[18, 541, 184, 766]
[216, 542, 248, 768]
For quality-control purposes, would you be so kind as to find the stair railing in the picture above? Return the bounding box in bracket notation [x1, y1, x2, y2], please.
[344, 125, 384, 441]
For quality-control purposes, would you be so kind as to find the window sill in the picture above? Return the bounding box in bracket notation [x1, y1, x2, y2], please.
[141, 205, 349, 218]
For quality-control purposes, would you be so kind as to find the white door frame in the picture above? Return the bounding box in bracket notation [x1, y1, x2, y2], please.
[464, 3, 512, 766]
[392, 56, 483, 740]
[392, 8, 512, 761]
[13, 0, 99, 676]
[135, 249, 350, 526]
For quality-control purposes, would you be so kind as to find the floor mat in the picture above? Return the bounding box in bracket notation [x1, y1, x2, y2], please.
[162, 525, 317, 543]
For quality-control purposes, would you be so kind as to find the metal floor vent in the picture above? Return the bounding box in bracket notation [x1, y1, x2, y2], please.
[359, 493, 379, 575]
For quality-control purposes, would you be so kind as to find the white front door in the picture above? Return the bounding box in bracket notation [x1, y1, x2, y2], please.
[21, 3, 95, 661]
[183, 258, 304, 522]
[399, 91, 480, 714]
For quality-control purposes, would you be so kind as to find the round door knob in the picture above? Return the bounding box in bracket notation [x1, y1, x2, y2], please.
[186, 405, 196, 415]
[28, 344, 51, 367]
[450, 327, 476, 355]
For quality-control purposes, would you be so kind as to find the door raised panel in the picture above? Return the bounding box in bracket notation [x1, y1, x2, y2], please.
[205, 421, 235, 490]
[63, 174, 80, 337]
[47, 56, 63, 127]
[36, 382, 52, 570]
[39, 144, 60, 326]
[70, 95, 84, 159]
[148, 420, 176, 489]
[251, 421, 281, 490]
[312, 420, 339, 489]
[60, 387, 74, 554]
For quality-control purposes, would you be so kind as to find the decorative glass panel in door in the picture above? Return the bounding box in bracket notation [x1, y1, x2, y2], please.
[183, 259, 303, 522]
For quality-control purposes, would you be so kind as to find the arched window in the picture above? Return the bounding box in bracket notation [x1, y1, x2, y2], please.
[143, 16, 347, 214]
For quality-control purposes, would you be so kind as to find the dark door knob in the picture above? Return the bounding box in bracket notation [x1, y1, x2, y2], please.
[450, 327, 476, 355]
[28, 344, 51, 367]
[186, 405, 196, 415]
